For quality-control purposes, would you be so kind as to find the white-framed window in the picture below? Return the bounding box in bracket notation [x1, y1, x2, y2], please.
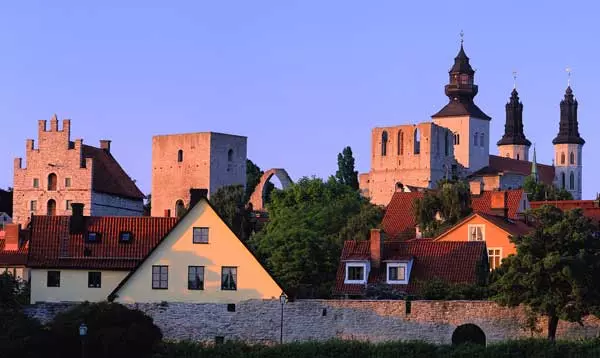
[468, 224, 485, 241]
[488, 248, 502, 270]
[344, 262, 367, 284]
[386, 262, 409, 284]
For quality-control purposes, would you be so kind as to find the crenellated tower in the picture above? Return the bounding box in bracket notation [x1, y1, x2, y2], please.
[497, 85, 531, 161]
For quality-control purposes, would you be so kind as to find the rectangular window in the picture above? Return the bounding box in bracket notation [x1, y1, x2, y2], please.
[66, 200, 72, 211]
[188, 266, 205, 290]
[344, 263, 367, 283]
[152, 265, 168, 289]
[221, 267, 237, 290]
[65, 177, 71, 187]
[88, 272, 101, 288]
[193, 227, 209, 244]
[386, 263, 408, 284]
[488, 248, 502, 270]
[86, 232, 100, 243]
[30, 200, 37, 212]
[119, 231, 133, 243]
[47, 271, 60, 287]
[468, 225, 485, 241]
[33, 178, 39, 188]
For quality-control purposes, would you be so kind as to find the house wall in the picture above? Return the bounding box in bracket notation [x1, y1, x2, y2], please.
[30, 269, 128, 303]
[498, 144, 530, 162]
[113, 200, 282, 303]
[435, 215, 516, 259]
[91, 192, 144, 216]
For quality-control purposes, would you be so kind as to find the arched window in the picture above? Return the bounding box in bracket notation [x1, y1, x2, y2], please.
[414, 128, 420, 155]
[397, 131, 403, 155]
[474, 132, 478, 146]
[381, 131, 388, 156]
[561, 172, 566, 189]
[570, 171, 575, 190]
[177, 149, 183, 163]
[176, 200, 185, 218]
[228, 149, 234, 162]
[47, 173, 57, 191]
[454, 133, 460, 145]
[480, 133, 484, 147]
[444, 133, 450, 156]
[570, 152, 575, 165]
[47, 199, 56, 216]
[561, 152, 565, 164]
[516, 154, 520, 160]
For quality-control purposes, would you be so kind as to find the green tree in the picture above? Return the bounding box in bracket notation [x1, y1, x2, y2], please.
[414, 180, 472, 237]
[335, 146, 359, 190]
[492, 205, 600, 341]
[143, 194, 151, 216]
[523, 176, 573, 201]
[250, 177, 381, 298]
[245, 159, 263, 202]
[210, 185, 254, 240]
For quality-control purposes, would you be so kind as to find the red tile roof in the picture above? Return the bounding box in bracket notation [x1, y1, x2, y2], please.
[471, 189, 526, 219]
[0, 240, 28, 266]
[82, 145, 145, 200]
[473, 155, 555, 186]
[382, 192, 424, 239]
[530, 200, 600, 223]
[334, 240, 486, 296]
[474, 212, 533, 237]
[28, 215, 178, 270]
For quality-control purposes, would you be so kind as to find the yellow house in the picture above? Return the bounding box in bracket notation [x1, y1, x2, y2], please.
[434, 211, 532, 269]
[109, 196, 283, 303]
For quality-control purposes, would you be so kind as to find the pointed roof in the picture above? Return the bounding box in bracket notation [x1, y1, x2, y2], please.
[531, 146, 539, 182]
[450, 44, 475, 74]
[552, 86, 585, 145]
[497, 88, 531, 146]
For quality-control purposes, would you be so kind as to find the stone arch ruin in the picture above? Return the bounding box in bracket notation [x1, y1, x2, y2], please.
[248, 168, 293, 211]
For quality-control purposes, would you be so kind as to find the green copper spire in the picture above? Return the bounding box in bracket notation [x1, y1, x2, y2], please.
[531, 145, 539, 182]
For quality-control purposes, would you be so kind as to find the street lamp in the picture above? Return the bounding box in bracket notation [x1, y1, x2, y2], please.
[279, 292, 288, 344]
[79, 323, 87, 358]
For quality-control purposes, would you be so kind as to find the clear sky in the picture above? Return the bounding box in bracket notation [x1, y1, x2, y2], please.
[1, 1, 599, 198]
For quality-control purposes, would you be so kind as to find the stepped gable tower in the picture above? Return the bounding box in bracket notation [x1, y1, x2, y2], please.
[497, 78, 531, 161]
[553, 75, 584, 199]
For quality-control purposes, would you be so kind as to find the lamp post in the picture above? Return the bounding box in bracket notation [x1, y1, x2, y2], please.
[79, 323, 88, 358]
[279, 292, 287, 344]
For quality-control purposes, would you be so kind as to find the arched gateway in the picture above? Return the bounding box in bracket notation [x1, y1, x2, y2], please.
[248, 168, 293, 211]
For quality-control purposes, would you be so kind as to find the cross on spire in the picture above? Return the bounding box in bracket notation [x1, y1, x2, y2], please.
[460, 30, 464, 45]
[566, 67, 572, 87]
[513, 71, 517, 89]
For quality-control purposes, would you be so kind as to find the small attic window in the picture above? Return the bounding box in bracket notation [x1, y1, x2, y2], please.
[86, 232, 101, 243]
[119, 231, 133, 243]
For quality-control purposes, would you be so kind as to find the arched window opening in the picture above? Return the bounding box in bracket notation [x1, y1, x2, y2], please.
[47, 173, 57, 191]
[480, 133, 484, 147]
[381, 131, 388, 156]
[561, 172, 566, 189]
[452, 324, 486, 346]
[176, 200, 186, 218]
[177, 149, 183, 163]
[47, 199, 56, 216]
[454, 133, 460, 145]
[228, 149, 234, 162]
[570, 171, 575, 190]
[517, 154, 520, 160]
[474, 132, 479, 146]
[570, 152, 575, 165]
[414, 128, 421, 155]
[397, 131, 404, 155]
[445, 133, 450, 156]
[561, 152, 565, 165]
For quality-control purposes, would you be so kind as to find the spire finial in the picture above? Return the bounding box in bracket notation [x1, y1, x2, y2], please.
[460, 30, 464, 45]
[566, 67, 572, 87]
[512, 71, 517, 90]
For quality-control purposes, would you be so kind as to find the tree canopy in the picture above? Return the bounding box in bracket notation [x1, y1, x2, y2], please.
[492, 205, 600, 341]
[335, 146, 359, 190]
[523, 176, 573, 201]
[209, 184, 256, 241]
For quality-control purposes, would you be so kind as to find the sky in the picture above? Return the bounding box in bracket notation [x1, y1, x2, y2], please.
[1, 1, 599, 198]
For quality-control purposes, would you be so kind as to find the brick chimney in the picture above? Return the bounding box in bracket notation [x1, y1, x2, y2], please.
[99, 140, 111, 153]
[70, 203, 85, 234]
[164, 209, 171, 218]
[1, 224, 20, 251]
[370, 229, 385, 269]
[189, 188, 208, 208]
[491, 191, 509, 218]
[469, 180, 483, 196]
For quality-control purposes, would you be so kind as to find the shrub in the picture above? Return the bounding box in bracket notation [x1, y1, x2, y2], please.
[0, 309, 48, 358]
[50, 301, 162, 358]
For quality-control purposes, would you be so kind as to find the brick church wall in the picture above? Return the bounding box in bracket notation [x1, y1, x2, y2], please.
[91, 192, 144, 216]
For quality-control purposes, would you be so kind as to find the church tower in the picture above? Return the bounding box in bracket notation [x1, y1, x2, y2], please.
[497, 84, 531, 161]
[431, 36, 491, 173]
[552, 81, 584, 199]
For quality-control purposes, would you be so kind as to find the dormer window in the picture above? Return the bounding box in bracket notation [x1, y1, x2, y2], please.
[386, 262, 409, 284]
[119, 231, 133, 243]
[344, 262, 368, 284]
[87, 232, 100, 243]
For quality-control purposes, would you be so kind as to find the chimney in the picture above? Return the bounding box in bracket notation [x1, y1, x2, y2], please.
[99, 140, 111, 153]
[469, 180, 483, 196]
[70, 203, 85, 234]
[370, 229, 385, 269]
[491, 191, 509, 218]
[1, 224, 20, 251]
[189, 188, 208, 208]
[164, 209, 171, 217]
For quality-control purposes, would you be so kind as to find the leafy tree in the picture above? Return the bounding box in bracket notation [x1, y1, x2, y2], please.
[143, 194, 151, 216]
[210, 185, 255, 240]
[523, 176, 573, 201]
[50, 302, 162, 358]
[335, 146, 359, 190]
[0, 272, 29, 309]
[414, 180, 472, 237]
[0, 310, 48, 358]
[250, 177, 381, 298]
[492, 205, 600, 341]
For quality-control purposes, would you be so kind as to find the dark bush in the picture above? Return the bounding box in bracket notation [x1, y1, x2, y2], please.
[50, 301, 162, 358]
[0, 309, 49, 358]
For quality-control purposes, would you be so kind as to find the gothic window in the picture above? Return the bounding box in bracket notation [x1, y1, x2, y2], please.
[474, 132, 478, 146]
[480, 133, 484, 147]
[381, 131, 388, 156]
[454, 133, 460, 145]
[561, 152, 565, 164]
[561, 172, 566, 189]
[445, 133, 450, 156]
[47, 173, 57, 191]
[176, 200, 185, 218]
[397, 131, 403, 155]
[414, 128, 420, 155]
[570, 152, 575, 165]
[47, 199, 56, 216]
[517, 154, 520, 160]
[228, 149, 234, 162]
[177, 149, 183, 163]
[570, 171, 575, 190]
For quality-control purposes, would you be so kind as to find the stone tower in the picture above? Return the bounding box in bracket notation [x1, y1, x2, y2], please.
[497, 87, 531, 160]
[431, 42, 491, 173]
[552, 85, 584, 199]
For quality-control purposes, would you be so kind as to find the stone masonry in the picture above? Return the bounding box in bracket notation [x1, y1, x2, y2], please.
[26, 300, 600, 344]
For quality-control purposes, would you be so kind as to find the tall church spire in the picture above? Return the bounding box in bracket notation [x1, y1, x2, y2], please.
[531, 145, 538, 182]
[552, 84, 585, 145]
[497, 86, 531, 147]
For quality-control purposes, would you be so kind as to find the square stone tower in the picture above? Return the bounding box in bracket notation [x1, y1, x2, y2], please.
[151, 132, 247, 217]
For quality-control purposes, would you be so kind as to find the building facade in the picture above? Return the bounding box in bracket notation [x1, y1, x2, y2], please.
[12, 115, 144, 225]
[151, 132, 247, 217]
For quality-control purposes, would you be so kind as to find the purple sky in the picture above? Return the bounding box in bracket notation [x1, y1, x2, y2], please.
[1, 1, 599, 199]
